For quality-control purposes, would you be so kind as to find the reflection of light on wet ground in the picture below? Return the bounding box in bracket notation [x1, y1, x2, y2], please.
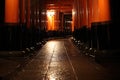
[44, 41, 57, 53]
[49, 75, 56, 80]
[47, 41, 56, 49]
[46, 40, 63, 54]
[11, 39, 112, 80]
[45, 40, 64, 80]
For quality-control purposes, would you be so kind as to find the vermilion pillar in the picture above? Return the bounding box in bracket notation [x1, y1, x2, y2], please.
[87, 0, 92, 27]
[21, 0, 26, 23]
[73, 0, 111, 28]
[77, 0, 81, 28]
[81, 0, 88, 27]
[72, 0, 76, 29]
[91, 0, 99, 22]
[92, 0, 111, 22]
[72, 9, 75, 31]
[98, 0, 111, 22]
[26, 0, 31, 28]
[54, 11, 59, 31]
[5, 0, 19, 23]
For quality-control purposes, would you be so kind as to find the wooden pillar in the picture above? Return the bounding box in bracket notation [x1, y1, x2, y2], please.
[87, 0, 92, 28]
[5, 0, 19, 23]
[26, 0, 31, 28]
[20, 0, 26, 23]
[98, 0, 111, 21]
[61, 12, 64, 32]
[73, 0, 80, 29]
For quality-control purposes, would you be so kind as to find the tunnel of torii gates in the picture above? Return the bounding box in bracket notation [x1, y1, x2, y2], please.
[1, 0, 119, 51]
[4, 0, 110, 30]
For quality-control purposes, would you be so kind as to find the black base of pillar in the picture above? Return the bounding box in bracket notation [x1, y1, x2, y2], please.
[91, 21, 111, 50]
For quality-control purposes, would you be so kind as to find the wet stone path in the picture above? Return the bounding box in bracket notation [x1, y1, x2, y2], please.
[10, 38, 111, 80]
